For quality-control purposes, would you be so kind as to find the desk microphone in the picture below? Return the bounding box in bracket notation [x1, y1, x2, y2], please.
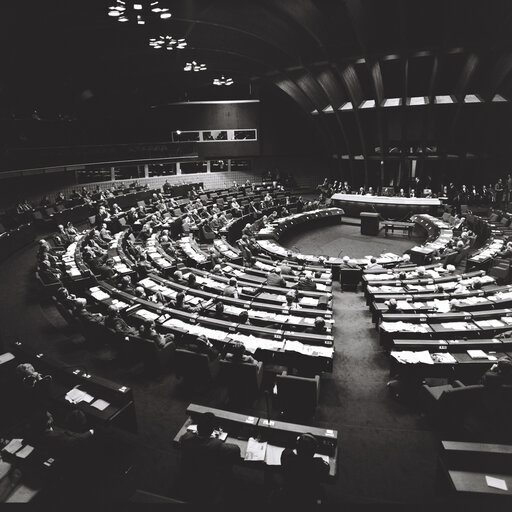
[264, 390, 272, 430]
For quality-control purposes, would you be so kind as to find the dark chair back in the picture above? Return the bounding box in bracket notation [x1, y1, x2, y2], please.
[340, 268, 362, 291]
[174, 349, 219, 387]
[219, 359, 262, 405]
[275, 372, 320, 421]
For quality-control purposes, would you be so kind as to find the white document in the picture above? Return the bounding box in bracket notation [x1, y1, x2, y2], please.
[91, 399, 110, 411]
[3, 439, 23, 454]
[265, 444, 285, 465]
[467, 350, 487, 359]
[244, 438, 267, 461]
[485, 475, 508, 491]
[15, 445, 34, 459]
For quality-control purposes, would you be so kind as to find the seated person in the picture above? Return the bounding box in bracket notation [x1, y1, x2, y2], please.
[104, 306, 137, 336]
[135, 254, 153, 278]
[480, 356, 512, 388]
[223, 341, 257, 364]
[266, 267, 287, 288]
[223, 278, 239, 298]
[295, 272, 317, 291]
[118, 275, 136, 294]
[366, 257, 383, 270]
[97, 258, 117, 280]
[178, 412, 240, 505]
[180, 334, 219, 361]
[278, 433, 329, 509]
[56, 224, 72, 245]
[238, 310, 252, 325]
[173, 270, 188, 286]
[304, 316, 327, 334]
[284, 290, 300, 309]
[99, 223, 113, 242]
[385, 298, 398, 312]
[341, 255, 359, 269]
[38, 260, 62, 284]
[74, 302, 105, 325]
[280, 259, 296, 276]
[55, 287, 87, 310]
[187, 272, 201, 289]
[172, 291, 204, 313]
[138, 319, 174, 348]
[241, 223, 253, 237]
[396, 254, 411, 267]
[211, 264, 225, 276]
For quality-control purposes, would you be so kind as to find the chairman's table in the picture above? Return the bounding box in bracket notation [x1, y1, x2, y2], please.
[331, 193, 442, 218]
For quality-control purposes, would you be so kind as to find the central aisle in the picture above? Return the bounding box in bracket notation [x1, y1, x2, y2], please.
[283, 223, 442, 503]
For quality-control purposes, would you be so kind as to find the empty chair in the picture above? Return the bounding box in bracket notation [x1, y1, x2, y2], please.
[275, 371, 320, 421]
[419, 380, 484, 431]
[220, 359, 263, 405]
[340, 268, 362, 291]
[174, 348, 220, 389]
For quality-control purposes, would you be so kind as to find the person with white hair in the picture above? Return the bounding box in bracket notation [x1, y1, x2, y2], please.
[446, 264, 456, 273]
[341, 255, 358, 269]
[266, 267, 287, 287]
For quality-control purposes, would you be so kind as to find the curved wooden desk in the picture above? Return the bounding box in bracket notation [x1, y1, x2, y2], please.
[331, 193, 442, 218]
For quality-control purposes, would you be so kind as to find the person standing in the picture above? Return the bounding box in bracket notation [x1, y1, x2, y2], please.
[495, 178, 504, 208]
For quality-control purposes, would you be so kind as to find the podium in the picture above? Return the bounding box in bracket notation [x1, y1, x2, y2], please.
[360, 212, 380, 236]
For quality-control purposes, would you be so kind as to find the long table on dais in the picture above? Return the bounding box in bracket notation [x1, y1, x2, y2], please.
[331, 193, 441, 217]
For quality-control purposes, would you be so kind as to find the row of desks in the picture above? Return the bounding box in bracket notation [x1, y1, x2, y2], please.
[172, 404, 339, 478]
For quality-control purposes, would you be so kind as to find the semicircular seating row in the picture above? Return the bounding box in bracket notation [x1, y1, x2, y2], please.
[39, 185, 347, 378]
[360, 211, 512, 382]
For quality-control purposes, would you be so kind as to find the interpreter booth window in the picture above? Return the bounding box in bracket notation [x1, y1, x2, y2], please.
[147, 163, 177, 177]
[234, 129, 257, 140]
[211, 160, 229, 172]
[76, 168, 112, 184]
[117, 166, 144, 180]
[172, 131, 200, 142]
[180, 161, 208, 174]
[230, 159, 252, 171]
[202, 130, 227, 141]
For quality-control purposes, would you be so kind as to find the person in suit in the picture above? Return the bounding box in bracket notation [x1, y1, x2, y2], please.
[222, 341, 257, 364]
[178, 412, 241, 506]
[480, 356, 512, 388]
[38, 260, 62, 284]
[139, 320, 174, 348]
[180, 334, 219, 361]
[104, 306, 137, 336]
[276, 433, 329, 510]
[304, 316, 327, 334]
[295, 272, 317, 291]
[267, 267, 287, 288]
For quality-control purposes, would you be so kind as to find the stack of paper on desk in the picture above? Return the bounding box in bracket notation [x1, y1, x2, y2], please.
[65, 386, 94, 404]
[390, 350, 434, 364]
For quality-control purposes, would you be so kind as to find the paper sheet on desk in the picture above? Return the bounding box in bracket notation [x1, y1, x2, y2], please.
[91, 399, 110, 411]
[265, 445, 285, 465]
[15, 445, 34, 459]
[486, 475, 508, 491]
[65, 386, 94, 404]
[90, 290, 110, 301]
[3, 439, 23, 454]
[245, 438, 267, 461]
[390, 350, 434, 364]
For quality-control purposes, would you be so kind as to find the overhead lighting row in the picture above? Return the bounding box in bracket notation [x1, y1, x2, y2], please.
[213, 76, 234, 86]
[108, 3, 234, 85]
[149, 35, 187, 50]
[108, 1, 171, 23]
[184, 61, 207, 72]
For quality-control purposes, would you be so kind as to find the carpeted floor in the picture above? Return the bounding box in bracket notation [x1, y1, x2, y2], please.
[0, 223, 448, 505]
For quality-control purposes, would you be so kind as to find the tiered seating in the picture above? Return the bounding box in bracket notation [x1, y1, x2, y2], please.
[43, 183, 337, 384]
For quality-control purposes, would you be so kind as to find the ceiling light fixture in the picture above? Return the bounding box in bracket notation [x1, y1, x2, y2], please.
[107, 1, 171, 23]
[184, 61, 207, 72]
[149, 36, 187, 50]
[213, 75, 234, 86]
